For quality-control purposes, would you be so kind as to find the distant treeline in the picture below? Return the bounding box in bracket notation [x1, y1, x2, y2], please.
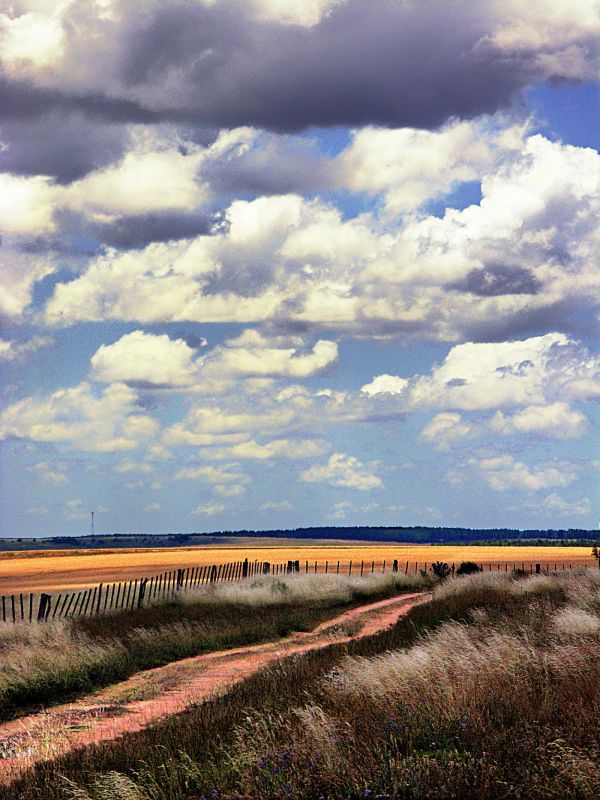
[1, 526, 599, 551]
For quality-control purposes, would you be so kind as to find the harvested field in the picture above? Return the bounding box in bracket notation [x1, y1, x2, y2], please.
[0, 540, 594, 594]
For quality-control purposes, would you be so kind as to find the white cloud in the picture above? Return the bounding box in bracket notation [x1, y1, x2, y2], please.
[360, 374, 408, 397]
[420, 413, 473, 450]
[0, 174, 58, 235]
[91, 331, 200, 388]
[90, 329, 336, 391]
[191, 502, 226, 516]
[260, 500, 292, 511]
[486, 0, 600, 81]
[145, 502, 162, 512]
[541, 493, 592, 517]
[212, 438, 328, 461]
[490, 402, 588, 439]
[0, 336, 54, 362]
[368, 333, 599, 411]
[248, 0, 344, 27]
[471, 455, 578, 492]
[202, 329, 338, 379]
[175, 464, 249, 485]
[327, 500, 352, 519]
[114, 459, 155, 475]
[65, 145, 206, 221]
[300, 452, 383, 490]
[0, 11, 65, 73]
[214, 484, 246, 497]
[0, 382, 159, 452]
[0, 246, 56, 321]
[29, 460, 69, 485]
[337, 117, 526, 214]
[42, 134, 600, 344]
[63, 498, 88, 521]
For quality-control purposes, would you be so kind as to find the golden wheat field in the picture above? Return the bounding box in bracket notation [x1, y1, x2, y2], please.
[0, 540, 595, 594]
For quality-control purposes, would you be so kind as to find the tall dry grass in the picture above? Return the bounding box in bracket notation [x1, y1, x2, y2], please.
[0, 572, 425, 720]
[177, 571, 428, 607]
[11, 569, 599, 800]
[224, 570, 600, 800]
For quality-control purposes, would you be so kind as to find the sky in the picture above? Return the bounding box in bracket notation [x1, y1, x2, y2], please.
[0, 0, 599, 537]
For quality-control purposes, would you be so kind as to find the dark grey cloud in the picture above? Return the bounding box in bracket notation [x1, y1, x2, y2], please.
[201, 135, 337, 196]
[452, 264, 542, 297]
[0, 1, 547, 134]
[0, 113, 130, 183]
[87, 211, 214, 249]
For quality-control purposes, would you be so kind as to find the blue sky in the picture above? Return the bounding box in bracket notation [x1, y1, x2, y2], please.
[0, 1, 599, 536]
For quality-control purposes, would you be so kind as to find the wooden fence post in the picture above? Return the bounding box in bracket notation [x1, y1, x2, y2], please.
[52, 594, 62, 620]
[37, 593, 51, 622]
[392, 559, 398, 573]
[242, 558, 248, 578]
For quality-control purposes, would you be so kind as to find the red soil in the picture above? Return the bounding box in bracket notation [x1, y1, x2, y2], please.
[0, 592, 427, 785]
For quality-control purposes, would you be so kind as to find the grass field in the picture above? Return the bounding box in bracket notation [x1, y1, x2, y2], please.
[0, 540, 595, 594]
[6, 568, 599, 800]
[0, 573, 426, 722]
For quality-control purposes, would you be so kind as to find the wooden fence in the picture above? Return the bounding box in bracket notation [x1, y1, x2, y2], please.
[0, 557, 582, 623]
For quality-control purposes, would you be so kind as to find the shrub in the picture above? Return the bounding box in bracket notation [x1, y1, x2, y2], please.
[431, 561, 453, 579]
[456, 561, 482, 576]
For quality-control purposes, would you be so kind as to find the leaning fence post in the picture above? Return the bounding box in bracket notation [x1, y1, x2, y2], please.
[210, 564, 217, 583]
[37, 593, 51, 622]
[177, 568, 184, 590]
[138, 578, 147, 607]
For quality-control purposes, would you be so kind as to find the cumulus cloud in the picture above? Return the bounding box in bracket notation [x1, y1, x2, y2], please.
[90, 328, 337, 390]
[471, 455, 579, 492]
[63, 498, 88, 521]
[260, 499, 292, 511]
[490, 402, 588, 439]
[541, 493, 592, 517]
[91, 331, 200, 388]
[0, 335, 53, 362]
[300, 452, 383, 490]
[337, 116, 527, 214]
[191, 502, 225, 516]
[29, 460, 69, 485]
[202, 330, 338, 379]
[175, 464, 250, 486]
[0, 173, 58, 235]
[206, 437, 329, 462]
[365, 333, 599, 411]
[420, 413, 473, 450]
[2, 1, 597, 133]
[360, 375, 408, 397]
[41, 133, 600, 343]
[0, 382, 159, 452]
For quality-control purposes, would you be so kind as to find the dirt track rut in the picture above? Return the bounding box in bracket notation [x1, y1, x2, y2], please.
[0, 592, 427, 784]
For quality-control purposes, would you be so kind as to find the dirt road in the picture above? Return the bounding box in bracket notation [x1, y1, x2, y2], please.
[0, 592, 427, 785]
